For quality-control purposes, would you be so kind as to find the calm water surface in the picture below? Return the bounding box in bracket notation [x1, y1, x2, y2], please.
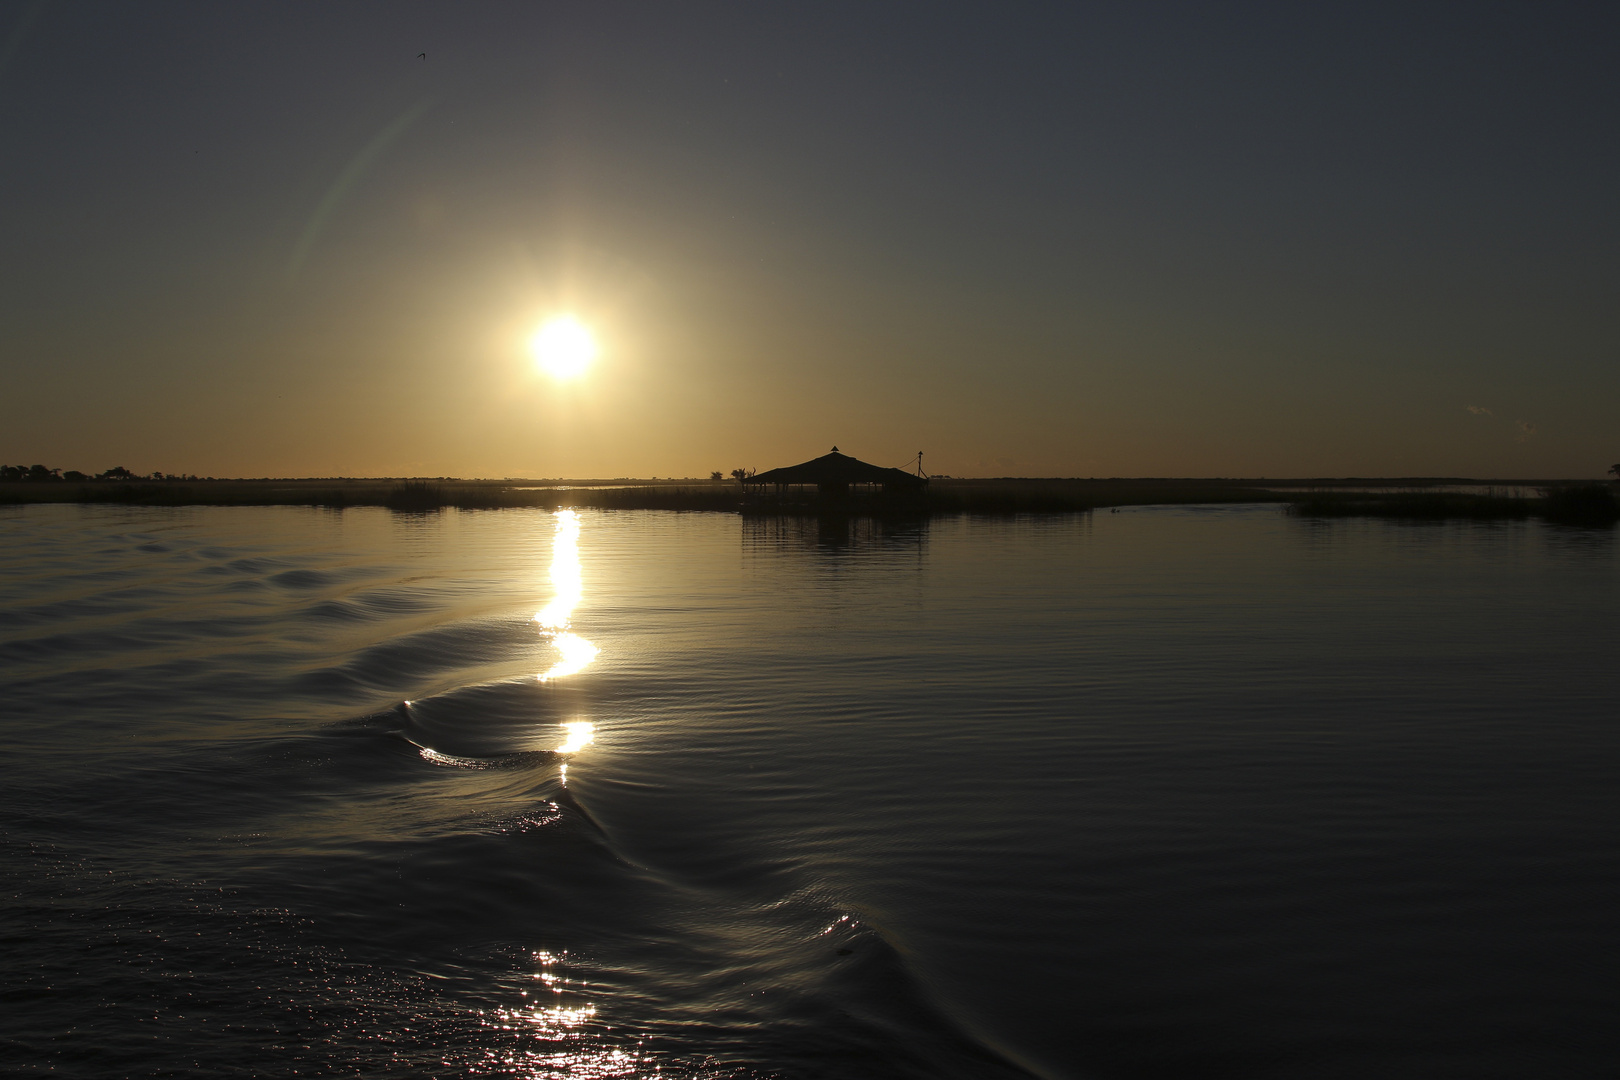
[2, 504, 1618, 1079]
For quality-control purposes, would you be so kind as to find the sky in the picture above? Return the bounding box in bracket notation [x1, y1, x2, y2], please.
[1, 1, 1617, 479]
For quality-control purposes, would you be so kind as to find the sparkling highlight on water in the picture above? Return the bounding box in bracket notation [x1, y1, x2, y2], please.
[536, 510, 598, 682]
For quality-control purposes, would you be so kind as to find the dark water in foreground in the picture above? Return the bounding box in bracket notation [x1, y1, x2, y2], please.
[3, 504, 1618, 1079]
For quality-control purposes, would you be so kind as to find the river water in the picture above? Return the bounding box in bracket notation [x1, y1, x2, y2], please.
[2, 503, 1618, 1079]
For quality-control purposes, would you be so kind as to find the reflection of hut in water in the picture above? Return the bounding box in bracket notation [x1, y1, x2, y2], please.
[743, 513, 929, 552]
[741, 447, 927, 510]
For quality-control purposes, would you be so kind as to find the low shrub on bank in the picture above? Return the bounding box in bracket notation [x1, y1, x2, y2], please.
[1286, 492, 1534, 520]
[1540, 485, 1620, 525]
[5, 477, 1616, 523]
[1288, 486, 1620, 525]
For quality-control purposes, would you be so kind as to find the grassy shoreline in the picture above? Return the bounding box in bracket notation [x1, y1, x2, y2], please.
[1, 477, 1615, 523]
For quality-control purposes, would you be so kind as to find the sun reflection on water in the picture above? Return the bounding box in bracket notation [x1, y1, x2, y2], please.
[469, 515, 645, 1074]
[536, 511, 583, 630]
[542, 632, 600, 681]
[474, 951, 652, 1079]
[536, 511, 599, 682]
[557, 721, 595, 754]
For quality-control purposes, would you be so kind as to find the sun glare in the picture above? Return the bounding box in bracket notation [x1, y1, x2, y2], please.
[530, 316, 597, 379]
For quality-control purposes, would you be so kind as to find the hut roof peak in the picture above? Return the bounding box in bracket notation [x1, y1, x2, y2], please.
[744, 448, 925, 488]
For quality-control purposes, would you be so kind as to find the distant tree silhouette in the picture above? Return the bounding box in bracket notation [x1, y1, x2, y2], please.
[709, 471, 724, 481]
[1611, 463, 1620, 479]
[99, 466, 136, 480]
[730, 467, 754, 482]
[27, 465, 59, 481]
[63, 470, 88, 481]
[0, 465, 22, 481]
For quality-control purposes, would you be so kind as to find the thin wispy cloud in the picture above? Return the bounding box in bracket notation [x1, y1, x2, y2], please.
[1467, 404, 1539, 445]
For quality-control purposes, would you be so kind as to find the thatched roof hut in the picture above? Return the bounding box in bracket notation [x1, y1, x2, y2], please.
[743, 448, 926, 500]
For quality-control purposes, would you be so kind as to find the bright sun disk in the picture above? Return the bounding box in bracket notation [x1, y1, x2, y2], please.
[530, 316, 597, 379]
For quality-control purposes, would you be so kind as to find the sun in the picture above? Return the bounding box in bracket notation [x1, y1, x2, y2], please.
[530, 316, 598, 379]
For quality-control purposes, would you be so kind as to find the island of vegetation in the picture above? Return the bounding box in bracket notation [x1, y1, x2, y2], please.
[3, 459, 1617, 525]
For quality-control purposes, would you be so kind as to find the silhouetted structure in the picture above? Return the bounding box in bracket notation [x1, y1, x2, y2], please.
[742, 447, 926, 509]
